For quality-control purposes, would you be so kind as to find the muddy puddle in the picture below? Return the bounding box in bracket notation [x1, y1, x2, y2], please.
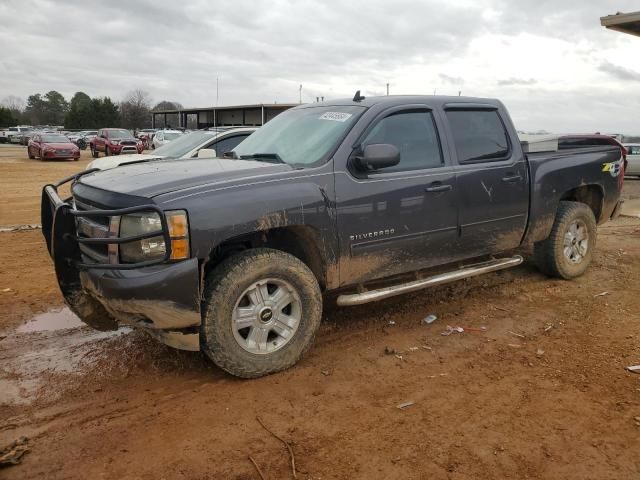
[15, 307, 84, 333]
[1, 308, 133, 406]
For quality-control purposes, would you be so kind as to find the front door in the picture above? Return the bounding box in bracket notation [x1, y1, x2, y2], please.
[335, 107, 459, 287]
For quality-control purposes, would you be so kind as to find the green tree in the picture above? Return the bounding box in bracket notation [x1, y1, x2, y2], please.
[42, 90, 69, 125]
[24, 94, 46, 125]
[0, 107, 17, 128]
[92, 97, 120, 128]
[64, 92, 93, 128]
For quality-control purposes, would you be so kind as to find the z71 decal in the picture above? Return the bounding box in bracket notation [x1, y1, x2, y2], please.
[601, 158, 623, 178]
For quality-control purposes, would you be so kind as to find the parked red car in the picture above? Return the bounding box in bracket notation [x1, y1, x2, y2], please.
[90, 128, 143, 157]
[27, 133, 80, 161]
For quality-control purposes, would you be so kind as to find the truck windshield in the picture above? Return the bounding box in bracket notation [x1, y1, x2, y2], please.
[154, 131, 217, 158]
[233, 105, 365, 167]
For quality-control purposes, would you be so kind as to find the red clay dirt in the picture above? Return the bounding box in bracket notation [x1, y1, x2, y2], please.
[1, 145, 639, 479]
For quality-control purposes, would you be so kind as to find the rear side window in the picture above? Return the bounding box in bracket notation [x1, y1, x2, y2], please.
[362, 110, 443, 172]
[446, 110, 510, 163]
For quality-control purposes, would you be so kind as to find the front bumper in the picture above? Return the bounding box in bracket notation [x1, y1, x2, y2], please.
[41, 172, 201, 351]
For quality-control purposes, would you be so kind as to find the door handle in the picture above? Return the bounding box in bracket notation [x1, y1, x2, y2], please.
[425, 183, 452, 193]
[501, 173, 522, 183]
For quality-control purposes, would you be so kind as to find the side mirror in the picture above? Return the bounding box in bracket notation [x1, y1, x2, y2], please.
[355, 144, 400, 171]
[197, 148, 217, 159]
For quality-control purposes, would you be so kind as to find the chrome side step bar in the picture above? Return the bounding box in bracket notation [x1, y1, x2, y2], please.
[336, 255, 523, 307]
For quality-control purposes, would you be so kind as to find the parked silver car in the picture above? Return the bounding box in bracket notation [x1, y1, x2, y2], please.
[624, 143, 640, 177]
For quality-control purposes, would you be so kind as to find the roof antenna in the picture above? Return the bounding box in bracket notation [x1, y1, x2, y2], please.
[353, 90, 365, 102]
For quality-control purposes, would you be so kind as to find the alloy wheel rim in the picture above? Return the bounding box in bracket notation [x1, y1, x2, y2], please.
[563, 219, 588, 264]
[231, 278, 302, 355]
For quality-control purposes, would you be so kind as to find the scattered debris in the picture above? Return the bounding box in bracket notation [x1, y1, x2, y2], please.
[508, 344, 523, 348]
[395, 354, 404, 361]
[626, 365, 640, 374]
[593, 291, 609, 298]
[508, 331, 526, 339]
[256, 416, 297, 479]
[441, 326, 464, 336]
[384, 346, 397, 355]
[536, 348, 545, 356]
[320, 369, 330, 376]
[544, 324, 554, 332]
[388, 320, 396, 326]
[396, 401, 414, 410]
[1, 288, 11, 293]
[0, 224, 42, 233]
[408, 347, 419, 352]
[421, 314, 438, 325]
[421, 345, 433, 351]
[0, 436, 30, 467]
[248, 455, 267, 480]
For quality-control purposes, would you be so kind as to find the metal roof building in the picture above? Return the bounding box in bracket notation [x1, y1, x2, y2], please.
[151, 103, 297, 129]
[600, 11, 640, 37]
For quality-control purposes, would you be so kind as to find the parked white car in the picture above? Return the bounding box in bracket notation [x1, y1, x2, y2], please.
[624, 143, 640, 177]
[86, 127, 256, 170]
[151, 129, 183, 149]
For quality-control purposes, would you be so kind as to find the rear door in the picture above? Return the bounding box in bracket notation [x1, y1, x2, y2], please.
[443, 106, 529, 256]
[335, 106, 460, 286]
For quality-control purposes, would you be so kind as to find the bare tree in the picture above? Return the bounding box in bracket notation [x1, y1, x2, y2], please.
[120, 89, 152, 131]
[2, 95, 26, 123]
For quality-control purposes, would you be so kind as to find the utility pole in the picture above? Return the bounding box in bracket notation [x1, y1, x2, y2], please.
[458, 90, 462, 96]
[299, 84, 302, 104]
[386, 83, 389, 96]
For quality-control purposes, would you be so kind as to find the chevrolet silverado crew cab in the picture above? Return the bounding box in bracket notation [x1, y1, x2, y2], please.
[42, 94, 625, 378]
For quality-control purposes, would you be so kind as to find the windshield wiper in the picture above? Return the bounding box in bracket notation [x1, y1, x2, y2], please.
[239, 153, 285, 164]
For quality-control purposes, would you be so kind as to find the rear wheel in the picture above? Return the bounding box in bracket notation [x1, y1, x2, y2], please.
[90, 144, 99, 158]
[201, 248, 322, 378]
[534, 201, 597, 279]
[28, 148, 35, 159]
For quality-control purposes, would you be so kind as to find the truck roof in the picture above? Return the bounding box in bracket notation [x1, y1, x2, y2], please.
[315, 94, 503, 109]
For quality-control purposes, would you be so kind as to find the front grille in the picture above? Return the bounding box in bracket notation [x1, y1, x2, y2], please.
[74, 198, 112, 264]
[121, 141, 136, 146]
[56, 150, 71, 155]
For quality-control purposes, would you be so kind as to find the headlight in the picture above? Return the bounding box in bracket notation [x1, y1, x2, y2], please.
[111, 140, 120, 145]
[118, 210, 189, 263]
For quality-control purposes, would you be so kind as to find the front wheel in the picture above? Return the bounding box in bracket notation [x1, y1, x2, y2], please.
[201, 248, 322, 378]
[90, 144, 99, 158]
[534, 201, 597, 279]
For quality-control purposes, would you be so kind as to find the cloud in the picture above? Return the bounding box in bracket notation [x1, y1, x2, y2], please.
[0, 0, 639, 133]
[439, 74, 464, 85]
[598, 61, 640, 82]
[497, 78, 537, 86]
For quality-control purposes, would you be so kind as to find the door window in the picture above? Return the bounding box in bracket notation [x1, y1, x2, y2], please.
[445, 110, 510, 163]
[361, 111, 443, 172]
[213, 134, 250, 156]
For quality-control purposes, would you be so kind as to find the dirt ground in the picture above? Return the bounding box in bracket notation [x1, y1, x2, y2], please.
[1, 144, 639, 479]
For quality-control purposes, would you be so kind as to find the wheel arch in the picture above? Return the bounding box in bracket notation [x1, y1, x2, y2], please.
[201, 225, 330, 292]
[559, 184, 604, 223]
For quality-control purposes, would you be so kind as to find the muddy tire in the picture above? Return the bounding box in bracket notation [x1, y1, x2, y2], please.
[201, 248, 322, 378]
[90, 144, 98, 158]
[28, 148, 35, 159]
[534, 201, 597, 279]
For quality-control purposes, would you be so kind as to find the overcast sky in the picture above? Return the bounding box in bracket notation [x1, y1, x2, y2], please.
[1, 0, 639, 133]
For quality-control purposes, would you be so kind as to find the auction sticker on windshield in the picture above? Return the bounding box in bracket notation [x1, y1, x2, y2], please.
[319, 112, 353, 122]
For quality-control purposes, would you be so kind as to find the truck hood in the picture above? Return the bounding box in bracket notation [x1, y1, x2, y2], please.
[86, 153, 162, 171]
[78, 158, 291, 198]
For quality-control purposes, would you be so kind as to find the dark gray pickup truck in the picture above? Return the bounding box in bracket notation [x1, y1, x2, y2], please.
[42, 95, 625, 378]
